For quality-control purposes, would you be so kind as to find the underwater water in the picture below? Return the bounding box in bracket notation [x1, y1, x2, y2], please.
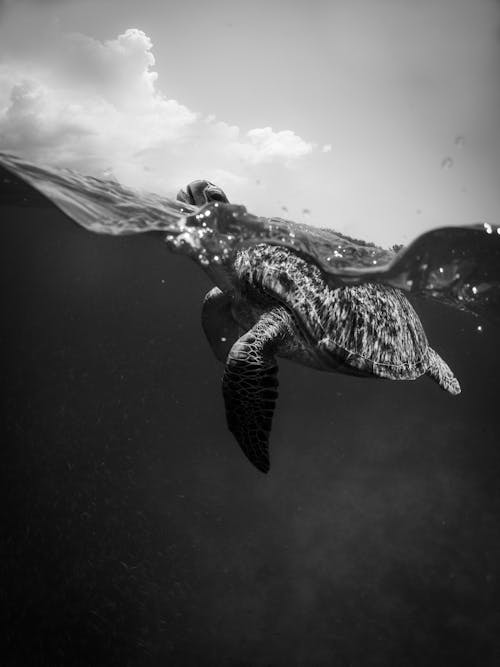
[1, 156, 500, 665]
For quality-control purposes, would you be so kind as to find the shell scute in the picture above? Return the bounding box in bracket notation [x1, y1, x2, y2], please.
[233, 244, 430, 379]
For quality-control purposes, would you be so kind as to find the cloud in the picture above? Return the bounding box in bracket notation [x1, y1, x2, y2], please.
[234, 127, 313, 164]
[59, 30, 158, 99]
[0, 28, 316, 196]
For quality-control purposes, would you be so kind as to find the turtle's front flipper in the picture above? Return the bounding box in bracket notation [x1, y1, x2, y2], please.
[202, 287, 240, 363]
[426, 348, 461, 395]
[222, 306, 293, 473]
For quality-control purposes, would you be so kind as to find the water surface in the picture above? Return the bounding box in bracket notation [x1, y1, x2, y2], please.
[1, 152, 499, 327]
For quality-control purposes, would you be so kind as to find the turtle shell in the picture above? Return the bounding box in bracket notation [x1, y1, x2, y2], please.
[233, 244, 430, 380]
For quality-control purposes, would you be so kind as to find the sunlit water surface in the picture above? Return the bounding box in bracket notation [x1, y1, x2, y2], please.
[1, 152, 499, 328]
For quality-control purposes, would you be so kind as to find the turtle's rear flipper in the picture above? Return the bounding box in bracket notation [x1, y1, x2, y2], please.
[222, 307, 292, 473]
[426, 348, 461, 395]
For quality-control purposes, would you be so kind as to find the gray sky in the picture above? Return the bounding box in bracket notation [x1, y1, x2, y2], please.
[0, 0, 499, 244]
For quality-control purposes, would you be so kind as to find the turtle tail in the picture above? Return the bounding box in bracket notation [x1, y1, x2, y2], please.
[426, 348, 461, 395]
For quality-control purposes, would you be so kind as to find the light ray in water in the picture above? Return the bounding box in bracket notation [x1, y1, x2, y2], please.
[1, 152, 499, 324]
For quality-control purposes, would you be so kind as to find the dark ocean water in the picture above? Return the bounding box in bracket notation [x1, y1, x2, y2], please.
[1, 163, 500, 666]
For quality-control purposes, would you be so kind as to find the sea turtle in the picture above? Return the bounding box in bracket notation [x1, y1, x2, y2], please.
[177, 180, 461, 473]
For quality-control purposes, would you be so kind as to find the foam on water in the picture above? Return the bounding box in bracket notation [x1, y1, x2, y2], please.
[1, 152, 499, 325]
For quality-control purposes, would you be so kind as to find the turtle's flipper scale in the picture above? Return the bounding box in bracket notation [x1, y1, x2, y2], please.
[223, 307, 292, 473]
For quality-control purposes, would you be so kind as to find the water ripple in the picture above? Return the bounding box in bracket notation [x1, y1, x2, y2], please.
[1, 152, 499, 325]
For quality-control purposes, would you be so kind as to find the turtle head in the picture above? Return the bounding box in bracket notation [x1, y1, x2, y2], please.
[173, 179, 289, 267]
[176, 180, 229, 207]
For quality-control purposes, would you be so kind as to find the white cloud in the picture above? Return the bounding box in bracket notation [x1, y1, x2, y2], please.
[322, 144, 332, 153]
[0, 28, 316, 196]
[232, 127, 313, 165]
[57, 30, 159, 104]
